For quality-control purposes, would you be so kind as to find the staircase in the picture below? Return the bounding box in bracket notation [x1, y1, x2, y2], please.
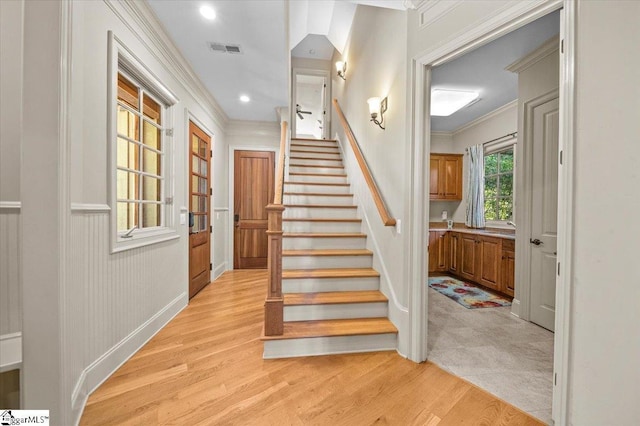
[262, 137, 397, 358]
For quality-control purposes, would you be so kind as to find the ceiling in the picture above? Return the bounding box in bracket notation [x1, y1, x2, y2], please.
[147, 0, 288, 122]
[292, 34, 336, 61]
[431, 10, 560, 132]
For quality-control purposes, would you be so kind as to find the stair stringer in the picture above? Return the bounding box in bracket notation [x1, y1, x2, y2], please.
[333, 134, 410, 358]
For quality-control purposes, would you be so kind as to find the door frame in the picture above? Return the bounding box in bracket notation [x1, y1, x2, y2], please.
[185, 111, 216, 291]
[227, 145, 279, 270]
[291, 67, 331, 139]
[406, 1, 574, 424]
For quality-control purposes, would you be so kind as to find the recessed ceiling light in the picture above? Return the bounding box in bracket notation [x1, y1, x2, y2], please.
[199, 5, 216, 20]
[239, 95, 250, 103]
[431, 89, 479, 116]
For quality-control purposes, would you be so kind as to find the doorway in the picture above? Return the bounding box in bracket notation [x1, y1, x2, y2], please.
[233, 150, 275, 269]
[188, 120, 212, 299]
[292, 69, 329, 139]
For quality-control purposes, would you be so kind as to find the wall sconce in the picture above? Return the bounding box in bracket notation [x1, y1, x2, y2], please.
[367, 96, 387, 130]
[336, 61, 347, 80]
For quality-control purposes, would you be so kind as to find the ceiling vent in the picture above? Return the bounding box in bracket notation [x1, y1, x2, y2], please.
[207, 42, 243, 54]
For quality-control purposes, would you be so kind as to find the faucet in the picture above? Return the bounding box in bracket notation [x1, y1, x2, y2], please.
[506, 221, 516, 228]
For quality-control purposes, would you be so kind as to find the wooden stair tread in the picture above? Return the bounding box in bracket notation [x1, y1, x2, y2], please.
[284, 204, 356, 209]
[261, 318, 397, 340]
[290, 149, 341, 155]
[291, 137, 337, 143]
[284, 181, 350, 187]
[283, 249, 372, 257]
[284, 290, 387, 306]
[290, 156, 343, 162]
[283, 233, 366, 238]
[282, 268, 379, 279]
[289, 164, 344, 169]
[283, 218, 361, 222]
[291, 144, 339, 149]
[289, 172, 347, 177]
[284, 192, 353, 197]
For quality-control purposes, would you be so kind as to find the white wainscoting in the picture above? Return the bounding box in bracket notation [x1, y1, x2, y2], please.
[0, 206, 21, 336]
[67, 209, 188, 425]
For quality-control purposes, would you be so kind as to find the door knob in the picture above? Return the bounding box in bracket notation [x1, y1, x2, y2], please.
[529, 238, 543, 246]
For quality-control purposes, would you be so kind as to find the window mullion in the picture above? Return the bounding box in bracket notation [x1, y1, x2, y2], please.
[138, 87, 144, 229]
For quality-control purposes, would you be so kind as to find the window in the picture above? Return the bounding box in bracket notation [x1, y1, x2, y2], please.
[109, 33, 178, 252]
[484, 147, 514, 222]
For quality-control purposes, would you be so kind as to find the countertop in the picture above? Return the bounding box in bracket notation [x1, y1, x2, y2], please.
[429, 226, 515, 240]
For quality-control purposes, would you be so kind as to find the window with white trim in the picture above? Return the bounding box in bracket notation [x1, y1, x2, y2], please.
[109, 34, 178, 252]
[484, 145, 515, 222]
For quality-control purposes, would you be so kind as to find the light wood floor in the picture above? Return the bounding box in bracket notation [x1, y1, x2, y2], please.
[81, 270, 544, 425]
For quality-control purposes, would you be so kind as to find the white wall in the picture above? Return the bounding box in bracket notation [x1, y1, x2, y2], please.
[291, 57, 332, 72]
[19, 1, 229, 423]
[569, 2, 640, 424]
[0, 0, 23, 338]
[331, 4, 410, 354]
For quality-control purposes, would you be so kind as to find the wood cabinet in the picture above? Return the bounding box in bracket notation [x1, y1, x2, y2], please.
[501, 239, 516, 297]
[458, 233, 478, 281]
[448, 232, 460, 274]
[477, 236, 502, 291]
[430, 154, 463, 200]
[428, 231, 449, 272]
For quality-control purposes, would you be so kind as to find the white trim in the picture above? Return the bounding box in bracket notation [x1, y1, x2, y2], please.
[417, 0, 463, 30]
[0, 201, 21, 211]
[213, 262, 227, 280]
[510, 298, 522, 318]
[227, 145, 279, 269]
[213, 207, 229, 212]
[453, 100, 518, 135]
[70, 203, 111, 213]
[506, 35, 560, 74]
[71, 292, 187, 426]
[0, 333, 22, 373]
[291, 67, 331, 140]
[408, 1, 572, 423]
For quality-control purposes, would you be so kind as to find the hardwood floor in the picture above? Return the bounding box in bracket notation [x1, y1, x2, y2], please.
[80, 270, 544, 425]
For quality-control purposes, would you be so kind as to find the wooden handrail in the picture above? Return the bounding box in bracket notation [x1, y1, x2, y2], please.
[332, 99, 396, 226]
[264, 120, 288, 336]
[274, 121, 288, 205]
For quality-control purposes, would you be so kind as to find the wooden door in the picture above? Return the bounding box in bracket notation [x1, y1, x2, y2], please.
[189, 121, 211, 299]
[449, 232, 459, 274]
[530, 97, 559, 331]
[234, 150, 275, 269]
[429, 157, 440, 198]
[459, 234, 478, 281]
[477, 236, 501, 290]
[442, 156, 462, 199]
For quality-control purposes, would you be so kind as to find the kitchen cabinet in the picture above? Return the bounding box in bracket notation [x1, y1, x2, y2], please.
[448, 232, 460, 274]
[477, 236, 502, 291]
[429, 154, 463, 200]
[501, 239, 516, 297]
[428, 231, 449, 272]
[458, 233, 478, 281]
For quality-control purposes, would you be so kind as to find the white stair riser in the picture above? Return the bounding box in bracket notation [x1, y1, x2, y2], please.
[284, 183, 350, 194]
[290, 146, 341, 154]
[263, 333, 397, 359]
[289, 151, 341, 159]
[283, 255, 372, 269]
[282, 276, 380, 293]
[291, 140, 338, 148]
[289, 158, 343, 167]
[283, 221, 361, 233]
[289, 166, 345, 175]
[284, 194, 353, 205]
[283, 237, 366, 250]
[283, 207, 357, 220]
[284, 302, 388, 321]
[288, 174, 348, 184]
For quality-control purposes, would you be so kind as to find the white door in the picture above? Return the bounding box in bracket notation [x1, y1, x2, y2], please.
[529, 96, 559, 331]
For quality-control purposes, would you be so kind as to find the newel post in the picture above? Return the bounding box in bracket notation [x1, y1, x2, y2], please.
[264, 203, 285, 335]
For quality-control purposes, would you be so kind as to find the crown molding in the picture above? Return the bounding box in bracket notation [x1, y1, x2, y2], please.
[430, 130, 453, 138]
[453, 99, 518, 135]
[104, 0, 229, 129]
[506, 35, 559, 74]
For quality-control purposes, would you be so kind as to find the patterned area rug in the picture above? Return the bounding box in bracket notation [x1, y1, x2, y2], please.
[428, 276, 512, 309]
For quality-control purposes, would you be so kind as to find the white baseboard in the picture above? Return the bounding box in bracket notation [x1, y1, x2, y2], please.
[0, 332, 22, 373]
[511, 298, 522, 318]
[71, 292, 187, 426]
[213, 262, 226, 280]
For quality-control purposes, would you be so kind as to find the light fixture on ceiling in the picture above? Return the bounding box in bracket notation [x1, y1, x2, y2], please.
[199, 5, 216, 20]
[430, 89, 479, 116]
[336, 61, 347, 80]
[239, 95, 250, 103]
[367, 96, 387, 130]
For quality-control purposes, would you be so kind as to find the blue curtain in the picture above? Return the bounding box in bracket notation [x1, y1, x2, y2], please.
[465, 144, 485, 228]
